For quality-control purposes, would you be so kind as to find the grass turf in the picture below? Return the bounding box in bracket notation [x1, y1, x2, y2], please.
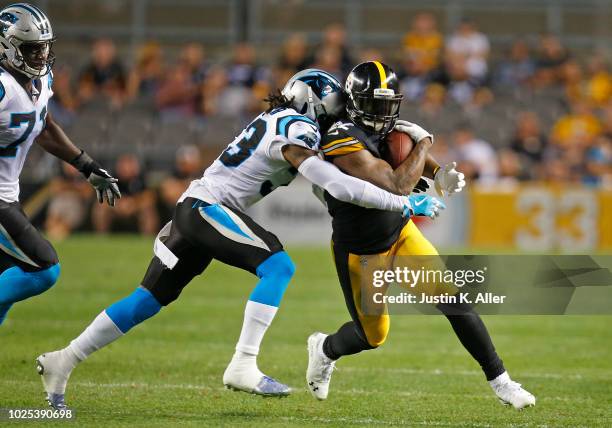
[0, 235, 610, 427]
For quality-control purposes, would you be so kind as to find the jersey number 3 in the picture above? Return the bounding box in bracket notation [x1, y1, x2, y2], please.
[0, 107, 46, 157]
[219, 118, 267, 167]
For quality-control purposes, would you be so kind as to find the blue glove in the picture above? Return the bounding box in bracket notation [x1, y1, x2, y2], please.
[408, 194, 446, 219]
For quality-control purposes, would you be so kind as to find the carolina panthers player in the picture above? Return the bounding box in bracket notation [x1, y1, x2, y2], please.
[0, 4, 119, 326]
[306, 61, 535, 409]
[36, 68, 433, 409]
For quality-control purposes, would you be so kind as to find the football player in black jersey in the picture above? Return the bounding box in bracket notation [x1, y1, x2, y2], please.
[306, 61, 535, 409]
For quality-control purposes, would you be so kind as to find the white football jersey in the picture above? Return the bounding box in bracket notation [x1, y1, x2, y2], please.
[0, 66, 53, 202]
[181, 107, 320, 212]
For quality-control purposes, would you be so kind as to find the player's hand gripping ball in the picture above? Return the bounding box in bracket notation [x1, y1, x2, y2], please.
[383, 129, 429, 193]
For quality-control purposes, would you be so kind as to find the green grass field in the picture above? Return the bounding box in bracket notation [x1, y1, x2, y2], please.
[1, 235, 610, 427]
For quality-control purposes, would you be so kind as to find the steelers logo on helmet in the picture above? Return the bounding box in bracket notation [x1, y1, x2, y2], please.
[345, 61, 403, 135]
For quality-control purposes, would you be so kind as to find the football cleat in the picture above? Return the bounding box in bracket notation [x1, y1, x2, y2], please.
[306, 332, 336, 400]
[489, 372, 536, 409]
[223, 356, 290, 397]
[36, 350, 76, 410]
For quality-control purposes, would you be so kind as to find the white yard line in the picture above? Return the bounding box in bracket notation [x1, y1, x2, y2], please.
[0, 379, 591, 403]
[278, 415, 499, 427]
[339, 366, 597, 380]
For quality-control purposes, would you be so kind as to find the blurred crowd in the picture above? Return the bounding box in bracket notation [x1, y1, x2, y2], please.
[40, 14, 611, 236]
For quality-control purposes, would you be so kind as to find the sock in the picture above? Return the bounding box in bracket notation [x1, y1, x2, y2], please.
[323, 321, 375, 360]
[250, 251, 295, 307]
[68, 287, 161, 361]
[231, 252, 294, 358]
[437, 301, 506, 381]
[234, 300, 278, 356]
[105, 287, 162, 333]
[68, 311, 124, 361]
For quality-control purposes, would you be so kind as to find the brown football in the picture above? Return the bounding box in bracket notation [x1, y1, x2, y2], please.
[383, 130, 414, 169]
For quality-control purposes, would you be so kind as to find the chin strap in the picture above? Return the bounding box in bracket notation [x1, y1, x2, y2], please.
[305, 86, 316, 121]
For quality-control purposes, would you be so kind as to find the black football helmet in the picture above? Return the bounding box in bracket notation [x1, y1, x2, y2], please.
[345, 61, 403, 135]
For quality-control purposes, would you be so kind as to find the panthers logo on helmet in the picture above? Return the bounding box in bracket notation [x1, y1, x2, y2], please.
[282, 69, 345, 123]
[0, 12, 18, 25]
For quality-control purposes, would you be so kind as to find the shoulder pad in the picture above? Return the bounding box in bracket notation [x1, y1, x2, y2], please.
[321, 119, 390, 158]
[320, 121, 367, 158]
[276, 113, 317, 138]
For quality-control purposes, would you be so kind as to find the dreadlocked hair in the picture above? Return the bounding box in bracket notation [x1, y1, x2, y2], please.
[264, 89, 293, 113]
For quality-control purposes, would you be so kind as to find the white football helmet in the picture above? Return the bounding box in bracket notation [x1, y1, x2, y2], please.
[281, 69, 345, 125]
[0, 3, 54, 78]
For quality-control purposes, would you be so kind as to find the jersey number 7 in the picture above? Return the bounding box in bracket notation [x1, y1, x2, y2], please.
[0, 107, 46, 158]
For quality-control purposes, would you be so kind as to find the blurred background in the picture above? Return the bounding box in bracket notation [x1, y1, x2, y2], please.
[7, 0, 612, 252]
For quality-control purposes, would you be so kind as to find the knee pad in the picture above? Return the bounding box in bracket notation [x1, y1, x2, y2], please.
[250, 251, 295, 307]
[105, 287, 162, 333]
[256, 251, 296, 279]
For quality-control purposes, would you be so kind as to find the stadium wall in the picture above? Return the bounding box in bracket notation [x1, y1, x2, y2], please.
[249, 177, 612, 252]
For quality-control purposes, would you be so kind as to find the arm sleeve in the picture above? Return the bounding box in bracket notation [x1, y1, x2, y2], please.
[298, 155, 410, 213]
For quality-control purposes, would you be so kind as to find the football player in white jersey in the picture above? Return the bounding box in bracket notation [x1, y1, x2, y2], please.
[0, 4, 120, 326]
[37, 68, 440, 408]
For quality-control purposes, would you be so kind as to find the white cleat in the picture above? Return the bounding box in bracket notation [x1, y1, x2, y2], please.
[306, 332, 336, 400]
[223, 354, 290, 397]
[36, 350, 77, 410]
[489, 371, 536, 410]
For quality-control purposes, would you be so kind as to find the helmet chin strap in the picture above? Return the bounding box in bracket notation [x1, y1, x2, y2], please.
[306, 86, 317, 121]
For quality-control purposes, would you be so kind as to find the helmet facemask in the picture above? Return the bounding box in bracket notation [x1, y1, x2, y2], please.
[10, 38, 55, 78]
[348, 88, 403, 135]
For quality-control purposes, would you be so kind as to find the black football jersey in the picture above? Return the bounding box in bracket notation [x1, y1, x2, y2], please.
[320, 120, 407, 254]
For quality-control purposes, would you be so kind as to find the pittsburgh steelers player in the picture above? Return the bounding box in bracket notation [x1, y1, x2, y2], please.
[306, 61, 536, 409]
[0, 4, 120, 326]
[36, 68, 440, 409]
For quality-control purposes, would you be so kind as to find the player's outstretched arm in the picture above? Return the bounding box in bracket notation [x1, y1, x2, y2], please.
[282, 145, 411, 213]
[35, 111, 121, 206]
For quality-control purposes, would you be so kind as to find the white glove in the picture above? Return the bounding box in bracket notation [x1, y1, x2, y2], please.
[394, 120, 433, 144]
[88, 169, 121, 206]
[434, 162, 466, 197]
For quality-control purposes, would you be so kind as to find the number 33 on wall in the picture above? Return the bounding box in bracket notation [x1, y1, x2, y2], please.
[469, 186, 612, 251]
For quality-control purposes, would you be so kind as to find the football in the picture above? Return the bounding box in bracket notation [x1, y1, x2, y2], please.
[383, 130, 415, 169]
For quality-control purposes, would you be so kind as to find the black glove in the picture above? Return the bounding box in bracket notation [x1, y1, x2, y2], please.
[70, 150, 121, 206]
[412, 177, 430, 193]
